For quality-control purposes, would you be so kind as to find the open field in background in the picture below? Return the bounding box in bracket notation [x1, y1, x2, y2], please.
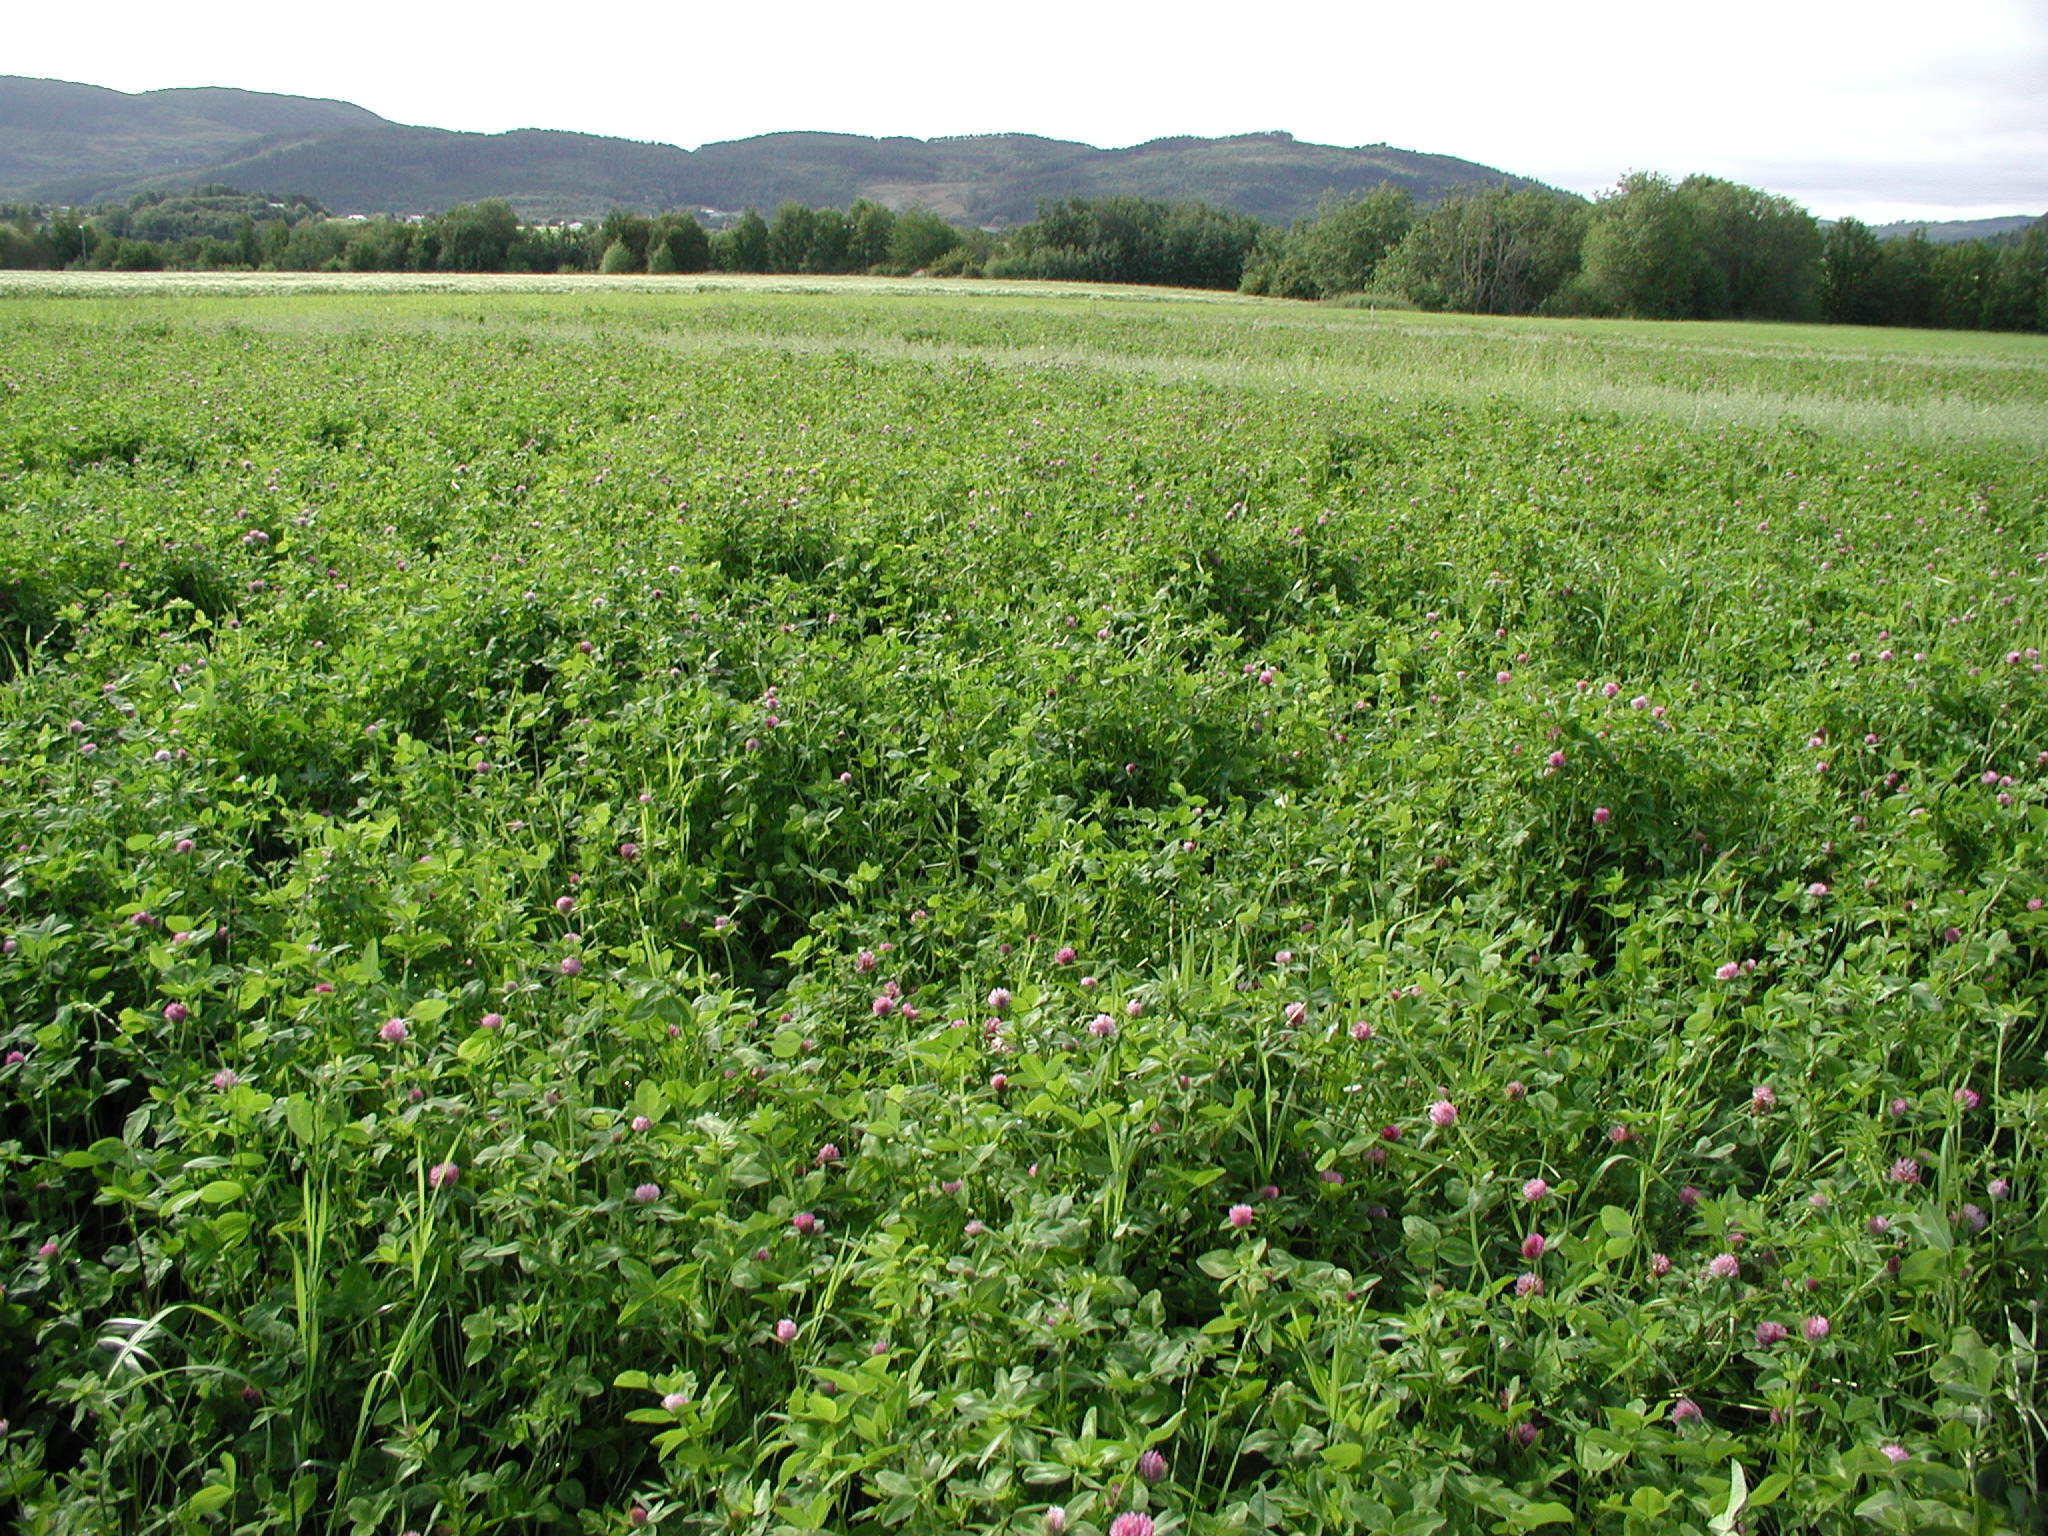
[0, 271, 1260, 304]
[0, 280, 2044, 1534]
[9, 271, 2048, 447]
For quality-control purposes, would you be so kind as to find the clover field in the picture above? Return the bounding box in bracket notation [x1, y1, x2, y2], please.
[1, 276, 2045, 1536]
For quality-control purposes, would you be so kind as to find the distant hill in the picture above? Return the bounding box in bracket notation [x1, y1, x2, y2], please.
[0, 77, 383, 202]
[1870, 214, 2040, 244]
[1997, 214, 2048, 247]
[0, 75, 1555, 225]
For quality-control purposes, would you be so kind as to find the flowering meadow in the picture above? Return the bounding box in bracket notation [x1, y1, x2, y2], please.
[1, 278, 2044, 1534]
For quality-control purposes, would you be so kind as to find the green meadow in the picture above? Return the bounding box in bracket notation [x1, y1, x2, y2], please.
[1, 274, 2044, 1535]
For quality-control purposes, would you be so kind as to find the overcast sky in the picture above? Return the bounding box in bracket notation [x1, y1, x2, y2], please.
[13, 0, 2046, 222]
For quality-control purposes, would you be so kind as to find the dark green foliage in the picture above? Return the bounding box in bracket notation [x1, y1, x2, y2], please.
[1822, 216, 2047, 332]
[845, 198, 895, 270]
[991, 195, 1262, 289]
[340, 217, 415, 273]
[648, 214, 710, 274]
[712, 207, 770, 272]
[1378, 185, 1586, 314]
[1683, 176, 1821, 319]
[1575, 174, 1819, 320]
[1576, 172, 1715, 318]
[84, 236, 162, 272]
[806, 207, 850, 273]
[1819, 217, 1888, 325]
[0, 193, 315, 272]
[596, 208, 654, 267]
[271, 219, 349, 272]
[765, 201, 815, 274]
[1239, 186, 1416, 299]
[91, 186, 327, 243]
[884, 206, 961, 273]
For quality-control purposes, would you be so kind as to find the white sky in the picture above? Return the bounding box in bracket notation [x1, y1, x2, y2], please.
[11, 0, 2047, 222]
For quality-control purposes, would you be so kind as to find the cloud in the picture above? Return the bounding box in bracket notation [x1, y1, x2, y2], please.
[1757, 160, 2048, 218]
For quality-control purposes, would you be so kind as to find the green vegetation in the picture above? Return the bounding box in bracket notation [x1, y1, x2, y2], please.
[986, 199, 1261, 288]
[0, 193, 964, 281]
[1818, 217, 2048, 331]
[5, 74, 2041, 334]
[1, 279, 2044, 1535]
[15, 173, 2040, 339]
[1248, 180, 2047, 332]
[1240, 187, 1416, 302]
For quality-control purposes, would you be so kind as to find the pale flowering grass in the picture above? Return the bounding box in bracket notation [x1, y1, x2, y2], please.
[7, 271, 2043, 447]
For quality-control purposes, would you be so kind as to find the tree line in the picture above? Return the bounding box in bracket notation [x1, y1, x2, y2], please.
[0, 190, 967, 279]
[3, 177, 2042, 333]
[1244, 174, 2047, 330]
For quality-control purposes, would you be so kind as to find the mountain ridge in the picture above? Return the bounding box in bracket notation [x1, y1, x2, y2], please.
[0, 74, 1556, 225]
[1867, 214, 2039, 245]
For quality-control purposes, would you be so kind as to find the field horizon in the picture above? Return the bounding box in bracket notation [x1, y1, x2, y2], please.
[9, 270, 2047, 450]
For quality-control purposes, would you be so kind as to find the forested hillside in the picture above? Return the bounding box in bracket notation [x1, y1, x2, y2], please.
[0, 77, 1547, 224]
